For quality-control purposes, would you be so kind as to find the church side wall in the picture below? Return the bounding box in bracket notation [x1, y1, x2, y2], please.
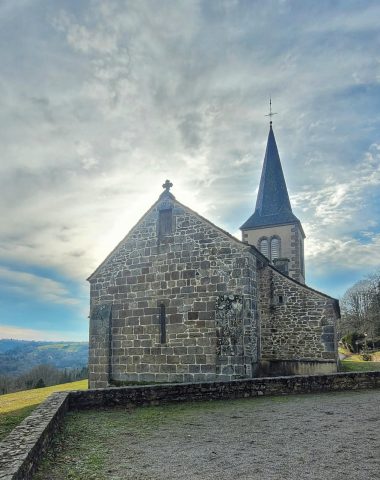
[89, 203, 258, 388]
[258, 266, 338, 376]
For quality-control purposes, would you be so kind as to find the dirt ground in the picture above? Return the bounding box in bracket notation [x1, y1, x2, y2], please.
[35, 390, 380, 480]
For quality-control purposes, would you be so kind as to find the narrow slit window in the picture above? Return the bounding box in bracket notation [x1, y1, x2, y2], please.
[158, 209, 172, 236]
[300, 239, 304, 275]
[159, 303, 166, 344]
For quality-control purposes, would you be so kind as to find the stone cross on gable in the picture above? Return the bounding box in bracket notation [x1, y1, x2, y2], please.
[162, 179, 173, 192]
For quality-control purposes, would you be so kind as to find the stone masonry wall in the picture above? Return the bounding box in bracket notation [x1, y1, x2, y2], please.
[89, 196, 259, 388]
[258, 266, 338, 364]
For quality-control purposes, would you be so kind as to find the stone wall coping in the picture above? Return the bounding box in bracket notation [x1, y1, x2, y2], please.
[1, 371, 379, 479]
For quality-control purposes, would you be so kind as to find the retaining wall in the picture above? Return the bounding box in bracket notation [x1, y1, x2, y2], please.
[69, 370, 379, 409]
[1, 371, 379, 479]
[0, 392, 69, 480]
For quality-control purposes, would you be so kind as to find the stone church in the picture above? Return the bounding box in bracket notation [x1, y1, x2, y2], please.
[88, 122, 339, 388]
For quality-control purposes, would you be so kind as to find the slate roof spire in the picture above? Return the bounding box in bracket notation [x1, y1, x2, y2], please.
[240, 123, 302, 231]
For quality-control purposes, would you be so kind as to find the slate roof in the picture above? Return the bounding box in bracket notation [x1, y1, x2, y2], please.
[240, 124, 303, 233]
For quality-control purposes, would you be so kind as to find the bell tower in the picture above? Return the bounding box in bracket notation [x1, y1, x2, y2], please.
[240, 118, 305, 283]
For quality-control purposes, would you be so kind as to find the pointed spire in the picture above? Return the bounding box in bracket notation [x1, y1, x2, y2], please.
[240, 124, 301, 230]
[255, 125, 292, 216]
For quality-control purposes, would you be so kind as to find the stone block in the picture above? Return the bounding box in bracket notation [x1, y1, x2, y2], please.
[195, 355, 207, 364]
[187, 346, 204, 354]
[138, 373, 156, 382]
[201, 364, 215, 373]
[149, 364, 160, 373]
[168, 314, 183, 324]
[160, 364, 177, 373]
[168, 324, 187, 334]
[168, 373, 185, 383]
[173, 347, 188, 355]
[222, 365, 235, 375]
[167, 355, 180, 364]
[176, 364, 189, 373]
[179, 355, 195, 364]
[199, 311, 215, 320]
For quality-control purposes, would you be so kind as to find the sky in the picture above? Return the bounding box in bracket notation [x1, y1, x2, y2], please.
[0, 0, 379, 342]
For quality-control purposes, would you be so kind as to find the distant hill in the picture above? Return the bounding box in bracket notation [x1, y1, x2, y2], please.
[0, 339, 88, 376]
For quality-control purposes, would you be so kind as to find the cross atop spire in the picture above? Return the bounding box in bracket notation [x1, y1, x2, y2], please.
[162, 179, 173, 192]
[265, 98, 278, 126]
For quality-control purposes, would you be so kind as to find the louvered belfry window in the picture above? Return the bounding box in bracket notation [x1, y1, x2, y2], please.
[270, 237, 280, 261]
[159, 209, 172, 236]
[259, 238, 269, 258]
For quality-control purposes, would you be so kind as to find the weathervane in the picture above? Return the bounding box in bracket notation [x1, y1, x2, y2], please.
[265, 97, 278, 125]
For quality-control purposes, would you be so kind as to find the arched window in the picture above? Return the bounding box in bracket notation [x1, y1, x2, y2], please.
[258, 238, 269, 258]
[270, 236, 281, 261]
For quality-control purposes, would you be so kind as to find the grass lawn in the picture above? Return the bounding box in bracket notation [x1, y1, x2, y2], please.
[0, 379, 88, 441]
[339, 361, 380, 372]
[339, 349, 380, 372]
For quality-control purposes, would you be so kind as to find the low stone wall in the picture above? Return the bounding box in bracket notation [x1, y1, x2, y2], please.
[0, 392, 69, 480]
[69, 371, 380, 409]
[1, 371, 379, 479]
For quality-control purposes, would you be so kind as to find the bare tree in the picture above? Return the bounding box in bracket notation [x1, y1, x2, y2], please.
[340, 270, 380, 349]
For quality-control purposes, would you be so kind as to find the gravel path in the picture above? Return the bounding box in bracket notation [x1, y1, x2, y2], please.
[35, 390, 380, 480]
[106, 390, 380, 480]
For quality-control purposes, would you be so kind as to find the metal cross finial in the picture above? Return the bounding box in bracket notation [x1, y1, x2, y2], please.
[162, 179, 173, 192]
[265, 98, 278, 126]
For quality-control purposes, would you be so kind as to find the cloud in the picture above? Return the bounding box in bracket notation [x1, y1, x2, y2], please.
[0, 267, 79, 306]
[292, 141, 380, 229]
[0, 0, 379, 329]
[53, 10, 118, 55]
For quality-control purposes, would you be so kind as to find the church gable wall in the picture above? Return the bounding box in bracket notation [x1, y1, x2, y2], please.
[89, 200, 258, 388]
[258, 266, 338, 371]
